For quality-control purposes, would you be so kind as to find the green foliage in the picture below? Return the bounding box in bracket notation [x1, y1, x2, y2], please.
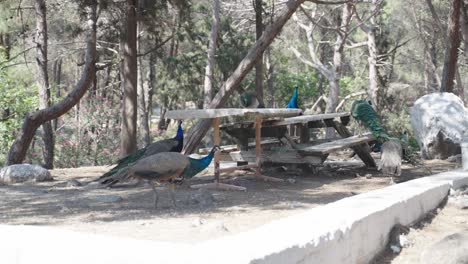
[273, 69, 319, 108]
[0, 63, 38, 166]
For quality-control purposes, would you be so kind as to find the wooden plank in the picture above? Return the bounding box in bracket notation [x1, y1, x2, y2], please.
[267, 112, 350, 127]
[229, 150, 325, 165]
[166, 108, 301, 119]
[298, 133, 375, 155]
[219, 164, 258, 173]
[332, 121, 377, 168]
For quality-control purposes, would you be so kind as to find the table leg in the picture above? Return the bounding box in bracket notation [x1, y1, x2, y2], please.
[254, 114, 283, 182]
[190, 117, 247, 191]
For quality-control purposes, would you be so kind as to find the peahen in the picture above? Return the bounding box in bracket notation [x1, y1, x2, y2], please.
[351, 100, 407, 182]
[101, 145, 221, 208]
[98, 120, 184, 182]
[286, 85, 299, 109]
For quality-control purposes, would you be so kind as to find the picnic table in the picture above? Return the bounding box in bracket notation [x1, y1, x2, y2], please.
[166, 108, 302, 191]
[220, 112, 377, 168]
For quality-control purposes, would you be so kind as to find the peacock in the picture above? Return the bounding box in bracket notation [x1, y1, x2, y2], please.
[286, 85, 299, 109]
[101, 145, 221, 208]
[351, 100, 407, 182]
[98, 120, 184, 182]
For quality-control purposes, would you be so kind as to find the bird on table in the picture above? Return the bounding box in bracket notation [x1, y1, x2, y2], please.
[286, 85, 299, 109]
[98, 120, 184, 183]
[100, 145, 221, 209]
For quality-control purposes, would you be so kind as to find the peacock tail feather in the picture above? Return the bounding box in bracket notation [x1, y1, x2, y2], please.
[351, 100, 394, 142]
[100, 148, 146, 178]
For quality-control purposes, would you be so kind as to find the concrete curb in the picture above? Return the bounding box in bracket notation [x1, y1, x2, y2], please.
[1, 170, 468, 264]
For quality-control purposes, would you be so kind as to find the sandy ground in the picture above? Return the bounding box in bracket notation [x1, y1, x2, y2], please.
[0, 153, 457, 245]
[374, 194, 468, 264]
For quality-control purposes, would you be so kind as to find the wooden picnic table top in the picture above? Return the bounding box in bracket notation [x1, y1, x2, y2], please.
[219, 112, 351, 129]
[165, 108, 302, 119]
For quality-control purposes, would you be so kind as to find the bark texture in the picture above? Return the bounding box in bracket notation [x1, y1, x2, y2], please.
[203, 0, 220, 108]
[34, 0, 55, 169]
[121, 0, 139, 155]
[441, 0, 461, 93]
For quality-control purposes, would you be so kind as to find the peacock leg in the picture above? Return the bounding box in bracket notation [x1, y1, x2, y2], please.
[170, 183, 177, 208]
[151, 182, 159, 209]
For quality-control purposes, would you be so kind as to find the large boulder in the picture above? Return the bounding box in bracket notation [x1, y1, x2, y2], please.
[0, 164, 52, 184]
[410, 92, 468, 159]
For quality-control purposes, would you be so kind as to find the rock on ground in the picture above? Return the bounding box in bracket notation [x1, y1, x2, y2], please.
[410, 92, 468, 159]
[420, 232, 468, 264]
[0, 164, 52, 184]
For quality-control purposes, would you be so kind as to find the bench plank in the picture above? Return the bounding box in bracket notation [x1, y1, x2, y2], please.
[298, 133, 375, 155]
[229, 150, 326, 165]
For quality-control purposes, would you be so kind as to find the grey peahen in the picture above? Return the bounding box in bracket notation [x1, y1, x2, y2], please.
[351, 100, 408, 182]
[98, 120, 184, 183]
[101, 145, 221, 208]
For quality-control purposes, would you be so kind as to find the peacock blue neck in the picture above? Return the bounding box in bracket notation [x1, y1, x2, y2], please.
[174, 122, 183, 140]
[182, 147, 216, 178]
[286, 86, 299, 108]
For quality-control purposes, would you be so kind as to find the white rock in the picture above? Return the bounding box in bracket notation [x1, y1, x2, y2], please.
[410, 92, 468, 159]
[0, 164, 52, 184]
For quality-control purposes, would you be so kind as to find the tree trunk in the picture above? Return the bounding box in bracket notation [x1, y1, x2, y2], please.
[52, 58, 62, 130]
[183, 0, 306, 154]
[265, 47, 275, 107]
[441, 0, 461, 93]
[203, 0, 220, 108]
[325, 3, 352, 137]
[121, 0, 138, 156]
[34, 0, 54, 169]
[137, 55, 150, 146]
[7, 1, 97, 165]
[366, 0, 379, 110]
[0, 33, 11, 60]
[255, 0, 265, 108]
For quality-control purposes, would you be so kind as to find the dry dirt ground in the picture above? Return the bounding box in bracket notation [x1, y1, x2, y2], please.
[0, 152, 457, 246]
[375, 193, 468, 264]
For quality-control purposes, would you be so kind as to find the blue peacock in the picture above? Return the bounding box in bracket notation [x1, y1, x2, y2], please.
[102, 145, 221, 208]
[98, 120, 184, 184]
[286, 85, 299, 109]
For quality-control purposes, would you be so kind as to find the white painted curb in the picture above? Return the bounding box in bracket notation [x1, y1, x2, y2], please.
[1, 170, 467, 264]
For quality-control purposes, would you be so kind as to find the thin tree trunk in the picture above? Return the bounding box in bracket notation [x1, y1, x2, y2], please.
[34, 0, 54, 169]
[255, 0, 265, 108]
[183, 0, 306, 154]
[7, 1, 97, 165]
[265, 46, 275, 107]
[325, 3, 352, 137]
[203, 0, 220, 108]
[366, 0, 379, 109]
[121, 0, 138, 156]
[441, 0, 461, 93]
[52, 58, 62, 130]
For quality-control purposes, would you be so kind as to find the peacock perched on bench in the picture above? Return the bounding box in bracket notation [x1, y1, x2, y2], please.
[351, 100, 407, 182]
[98, 120, 184, 182]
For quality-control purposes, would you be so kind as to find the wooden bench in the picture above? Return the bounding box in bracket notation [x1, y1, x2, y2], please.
[228, 133, 376, 166]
